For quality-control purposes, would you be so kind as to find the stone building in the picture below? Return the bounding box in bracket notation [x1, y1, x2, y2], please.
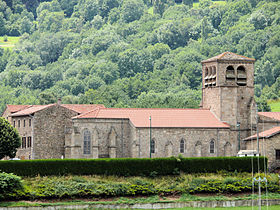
[65, 108, 232, 159]
[2, 103, 103, 159]
[2, 52, 280, 164]
[244, 126, 280, 168]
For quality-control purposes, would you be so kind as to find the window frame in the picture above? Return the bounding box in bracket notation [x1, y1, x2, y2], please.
[83, 129, 91, 155]
[22, 137, 26, 149]
[151, 139, 155, 154]
[180, 139, 185, 153]
[210, 139, 215, 154]
[276, 150, 280, 160]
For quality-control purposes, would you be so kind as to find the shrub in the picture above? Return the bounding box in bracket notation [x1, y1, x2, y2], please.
[0, 157, 267, 177]
[0, 172, 23, 200]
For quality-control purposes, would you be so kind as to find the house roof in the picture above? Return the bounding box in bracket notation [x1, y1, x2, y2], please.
[202, 52, 255, 63]
[243, 126, 280, 141]
[5, 105, 31, 113]
[10, 104, 55, 117]
[73, 108, 230, 128]
[258, 112, 280, 121]
[10, 104, 106, 117]
[61, 104, 105, 114]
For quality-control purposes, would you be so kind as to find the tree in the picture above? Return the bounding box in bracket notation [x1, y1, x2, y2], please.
[121, 0, 145, 23]
[0, 117, 21, 159]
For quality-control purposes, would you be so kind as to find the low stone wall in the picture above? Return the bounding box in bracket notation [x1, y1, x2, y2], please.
[3, 199, 280, 209]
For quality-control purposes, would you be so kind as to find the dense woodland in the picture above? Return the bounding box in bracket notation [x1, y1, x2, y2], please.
[0, 0, 280, 114]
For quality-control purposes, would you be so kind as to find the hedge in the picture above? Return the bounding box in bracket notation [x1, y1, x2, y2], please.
[0, 156, 267, 177]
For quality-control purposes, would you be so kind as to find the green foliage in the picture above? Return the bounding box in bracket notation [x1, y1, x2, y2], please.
[2, 171, 280, 202]
[0, 172, 23, 200]
[0, 117, 21, 159]
[0, 0, 279, 112]
[0, 157, 267, 177]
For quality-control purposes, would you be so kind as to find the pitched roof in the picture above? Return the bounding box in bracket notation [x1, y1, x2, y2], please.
[61, 104, 105, 114]
[9, 104, 106, 117]
[202, 52, 255, 63]
[258, 112, 280, 121]
[243, 126, 280, 141]
[10, 104, 55, 117]
[73, 108, 230, 128]
[5, 105, 31, 113]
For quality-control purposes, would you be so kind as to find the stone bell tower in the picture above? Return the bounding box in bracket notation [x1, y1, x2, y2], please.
[201, 52, 256, 145]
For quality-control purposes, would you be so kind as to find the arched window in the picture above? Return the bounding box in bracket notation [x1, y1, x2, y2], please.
[210, 139, 215, 154]
[180, 139, 185, 153]
[237, 66, 246, 86]
[205, 67, 208, 77]
[151, 139, 155, 154]
[226, 65, 235, 81]
[83, 129, 91, 155]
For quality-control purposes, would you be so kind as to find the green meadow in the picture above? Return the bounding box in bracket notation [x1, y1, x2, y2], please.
[0, 36, 20, 49]
[268, 100, 280, 112]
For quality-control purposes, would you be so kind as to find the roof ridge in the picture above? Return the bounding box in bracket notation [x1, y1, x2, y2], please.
[73, 106, 104, 119]
[101, 107, 209, 111]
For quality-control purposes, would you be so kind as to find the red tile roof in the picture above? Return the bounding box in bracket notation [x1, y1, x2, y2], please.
[202, 52, 255, 63]
[6, 105, 31, 113]
[244, 126, 280, 141]
[258, 112, 280, 121]
[61, 104, 105, 114]
[10, 104, 106, 117]
[10, 104, 55, 116]
[73, 108, 230, 128]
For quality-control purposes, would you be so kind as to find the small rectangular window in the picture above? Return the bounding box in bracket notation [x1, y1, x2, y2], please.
[27, 137, 32, 147]
[22, 137, 26, 149]
[23, 120, 26, 127]
[13, 121, 15, 127]
[29, 119, 31, 127]
[18, 120, 20, 128]
[276, 150, 280, 160]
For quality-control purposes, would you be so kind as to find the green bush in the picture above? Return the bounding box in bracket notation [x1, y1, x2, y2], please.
[0, 157, 267, 177]
[0, 172, 23, 200]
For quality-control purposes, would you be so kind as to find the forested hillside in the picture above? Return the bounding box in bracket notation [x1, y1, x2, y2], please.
[0, 0, 280, 114]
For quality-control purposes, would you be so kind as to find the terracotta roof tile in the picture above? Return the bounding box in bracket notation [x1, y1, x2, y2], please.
[244, 126, 280, 141]
[258, 112, 280, 121]
[10, 104, 55, 116]
[61, 104, 105, 114]
[202, 52, 255, 63]
[6, 105, 31, 113]
[74, 108, 230, 128]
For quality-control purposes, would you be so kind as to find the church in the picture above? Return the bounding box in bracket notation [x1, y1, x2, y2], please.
[2, 52, 280, 167]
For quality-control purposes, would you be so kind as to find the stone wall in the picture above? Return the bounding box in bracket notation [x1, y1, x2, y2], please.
[134, 127, 233, 158]
[1, 109, 11, 122]
[68, 118, 233, 159]
[258, 115, 280, 132]
[33, 105, 77, 159]
[66, 118, 132, 159]
[12, 116, 33, 159]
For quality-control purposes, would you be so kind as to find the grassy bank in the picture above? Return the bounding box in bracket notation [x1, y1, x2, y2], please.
[2, 172, 280, 202]
[268, 99, 280, 112]
[0, 36, 20, 49]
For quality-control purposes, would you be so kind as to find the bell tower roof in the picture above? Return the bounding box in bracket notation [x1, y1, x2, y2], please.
[202, 52, 255, 63]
